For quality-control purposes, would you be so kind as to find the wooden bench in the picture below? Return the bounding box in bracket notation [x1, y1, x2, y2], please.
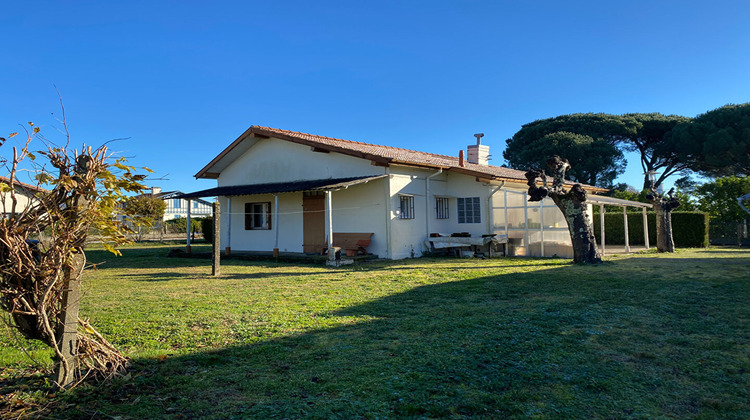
[329, 232, 374, 256]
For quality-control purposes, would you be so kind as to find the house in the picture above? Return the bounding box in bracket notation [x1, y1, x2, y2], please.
[140, 187, 213, 221]
[0, 176, 47, 219]
[180, 126, 650, 259]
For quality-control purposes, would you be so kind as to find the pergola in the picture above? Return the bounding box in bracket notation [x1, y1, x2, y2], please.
[586, 195, 654, 255]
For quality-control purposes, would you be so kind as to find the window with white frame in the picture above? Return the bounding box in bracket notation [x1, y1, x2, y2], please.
[173, 199, 181, 209]
[399, 195, 415, 219]
[435, 197, 449, 219]
[245, 202, 271, 230]
[457, 197, 481, 223]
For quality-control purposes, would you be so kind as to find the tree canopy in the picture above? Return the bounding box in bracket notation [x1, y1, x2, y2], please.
[125, 195, 166, 223]
[504, 112, 691, 190]
[696, 176, 750, 222]
[669, 103, 750, 177]
[504, 114, 629, 187]
[620, 113, 692, 190]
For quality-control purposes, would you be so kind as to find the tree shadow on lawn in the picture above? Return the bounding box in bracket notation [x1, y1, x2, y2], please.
[121, 271, 323, 282]
[356, 258, 570, 271]
[84, 247, 306, 272]
[25, 257, 750, 419]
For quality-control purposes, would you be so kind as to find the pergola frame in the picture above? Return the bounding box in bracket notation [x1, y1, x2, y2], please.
[586, 195, 653, 255]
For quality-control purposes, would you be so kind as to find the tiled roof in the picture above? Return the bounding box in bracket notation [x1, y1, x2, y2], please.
[196, 125, 606, 192]
[250, 126, 531, 181]
[0, 176, 48, 193]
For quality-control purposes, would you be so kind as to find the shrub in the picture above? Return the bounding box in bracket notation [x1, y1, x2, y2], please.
[592, 211, 709, 248]
[165, 217, 205, 234]
[201, 217, 213, 244]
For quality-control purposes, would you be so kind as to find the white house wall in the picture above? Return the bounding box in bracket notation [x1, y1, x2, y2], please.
[1, 190, 36, 217]
[387, 168, 499, 259]
[220, 193, 303, 253]
[220, 180, 386, 256]
[218, 137, 385, 187]
[326, 179, 388, 257]
[388, 170, 429, 259]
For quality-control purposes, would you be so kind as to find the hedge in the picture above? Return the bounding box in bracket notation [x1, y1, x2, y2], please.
[591, 211, 709, 248]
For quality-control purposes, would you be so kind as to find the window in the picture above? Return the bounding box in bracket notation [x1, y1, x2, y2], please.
[399, 195, 415, 219]
[245, 202, 271, 230]
[173, 199, 181, 209]
[193, 201, 200, 209]
[435, 197, 449, 219]
[457, 197, 481, 223]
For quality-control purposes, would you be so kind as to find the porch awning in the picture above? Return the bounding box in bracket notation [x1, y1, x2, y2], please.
[587, 194, 653, 208]
[175, 175, 387, 199]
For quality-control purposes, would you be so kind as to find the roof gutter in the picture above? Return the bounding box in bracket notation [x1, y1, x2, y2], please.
[425, 168, 443, 240]
[487, 181, 505, 235]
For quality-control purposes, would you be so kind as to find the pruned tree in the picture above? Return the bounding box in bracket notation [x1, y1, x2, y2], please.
[525, 156, 602, 264]
[0, 121, 149, 387]
[646, 187, 680, 252]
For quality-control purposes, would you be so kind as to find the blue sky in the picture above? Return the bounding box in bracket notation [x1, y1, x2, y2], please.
[2, 0, 749, 193]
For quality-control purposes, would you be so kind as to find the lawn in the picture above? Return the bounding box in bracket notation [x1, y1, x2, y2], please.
[1, 244, 749, 419]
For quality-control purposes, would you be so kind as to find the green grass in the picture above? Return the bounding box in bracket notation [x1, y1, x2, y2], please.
[1, 244, 749, 418]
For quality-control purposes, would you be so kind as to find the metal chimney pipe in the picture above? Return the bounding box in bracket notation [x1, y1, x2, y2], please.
[459, 150, 464, 167]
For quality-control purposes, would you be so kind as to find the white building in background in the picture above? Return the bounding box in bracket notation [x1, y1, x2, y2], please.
[143, 187, 213, 220]
[180, 126, 649, 259]
[1, 176, 47, 218]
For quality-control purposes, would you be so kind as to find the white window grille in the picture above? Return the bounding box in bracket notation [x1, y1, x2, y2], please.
[436, 197, 449, 219]
[399, 195, 415, 219]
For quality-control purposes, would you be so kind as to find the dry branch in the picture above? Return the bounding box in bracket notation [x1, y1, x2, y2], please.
[1, 122, 148, 386]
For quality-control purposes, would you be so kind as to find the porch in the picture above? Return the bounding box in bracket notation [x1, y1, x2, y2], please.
[175, 175, 387, 261]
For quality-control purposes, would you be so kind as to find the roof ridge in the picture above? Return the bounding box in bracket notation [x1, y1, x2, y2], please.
[253, 125, 464, 163]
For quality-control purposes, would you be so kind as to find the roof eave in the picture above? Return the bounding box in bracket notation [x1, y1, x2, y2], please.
[194, 127, 270, 179]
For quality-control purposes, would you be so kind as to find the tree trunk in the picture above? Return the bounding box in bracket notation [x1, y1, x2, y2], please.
[525, 156, 602, 264]
[648, 188, 680, 252]
[550, 190, 602, 264]
[653, 203, 675, 252]
[738, 222, 743, 247]
[55, 252, 84, 387]
[642, 174, 652, 193]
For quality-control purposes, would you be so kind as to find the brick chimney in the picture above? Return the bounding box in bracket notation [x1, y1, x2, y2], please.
[467, 133, 490, 165]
